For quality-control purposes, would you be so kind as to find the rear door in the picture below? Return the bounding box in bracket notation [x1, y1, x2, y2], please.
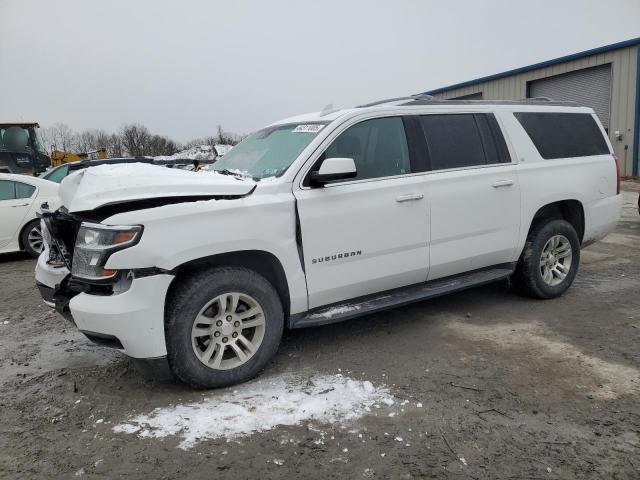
[0, 180, 35, 247]
[417, 113, 521, 280]
[294, 116, 430, 308]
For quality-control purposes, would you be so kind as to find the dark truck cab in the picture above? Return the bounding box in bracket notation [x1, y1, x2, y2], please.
[0, 122, 51, 175]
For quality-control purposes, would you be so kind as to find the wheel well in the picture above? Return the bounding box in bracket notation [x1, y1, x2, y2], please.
[168, 250, 291, 317]
[18, 218, 39, 250]
[529, 200, 585, 242]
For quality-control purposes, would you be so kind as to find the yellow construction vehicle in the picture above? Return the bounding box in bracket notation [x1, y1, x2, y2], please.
[50, 148, 108, 167]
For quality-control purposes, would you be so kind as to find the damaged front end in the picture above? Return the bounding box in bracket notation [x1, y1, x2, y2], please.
[39, 207, 150, 321]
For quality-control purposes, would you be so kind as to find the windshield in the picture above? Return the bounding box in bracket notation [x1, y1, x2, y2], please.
[208, 122, 327, 179]
[33, 126, 48, 154]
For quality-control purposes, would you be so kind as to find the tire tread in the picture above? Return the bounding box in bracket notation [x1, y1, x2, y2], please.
[166, 266, 283, 389]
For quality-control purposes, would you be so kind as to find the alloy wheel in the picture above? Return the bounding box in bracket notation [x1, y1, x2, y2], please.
[539, 234, 572, 286]
[191, 292, 266, 370]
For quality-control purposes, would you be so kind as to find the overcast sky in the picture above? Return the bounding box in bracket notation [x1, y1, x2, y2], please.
[2, 0, 639, 142]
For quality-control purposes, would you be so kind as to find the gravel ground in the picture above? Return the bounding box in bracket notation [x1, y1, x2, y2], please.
[1, 185, 639, 480]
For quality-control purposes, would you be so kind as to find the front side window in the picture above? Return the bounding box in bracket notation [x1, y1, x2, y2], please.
[323, 116, 410, 181]
[210, 122, 328, 179]
[420, 114, 486, 170]
[0, 180, 15, 201]
[32, 127, 48, 154]
[15, 182, 36, 199]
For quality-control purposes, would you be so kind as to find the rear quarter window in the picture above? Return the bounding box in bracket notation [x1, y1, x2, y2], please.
[15, 182, 36, 199]
[514, 112, 610, 159]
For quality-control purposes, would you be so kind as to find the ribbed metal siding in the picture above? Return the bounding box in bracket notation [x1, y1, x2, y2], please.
[452, 92, 483, 100]
[528, 65, 612, 128]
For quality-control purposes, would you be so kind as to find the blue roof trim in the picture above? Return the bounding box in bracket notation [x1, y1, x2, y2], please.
[633, 45, 640, 177]
[421, 37, 640, 95]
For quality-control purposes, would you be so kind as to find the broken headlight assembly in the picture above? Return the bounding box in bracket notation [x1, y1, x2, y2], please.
[71, 223, 143, 282]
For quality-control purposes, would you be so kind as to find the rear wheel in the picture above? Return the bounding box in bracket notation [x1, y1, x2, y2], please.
[166, 267, 284, 389]
[512, 219, 580, 299]
[21, 220, 43, 258]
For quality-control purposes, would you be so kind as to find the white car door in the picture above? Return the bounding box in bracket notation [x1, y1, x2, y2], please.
[418, 113, 521, 280]
[294, 116, 430, 309]
[0, 180, 34, 248]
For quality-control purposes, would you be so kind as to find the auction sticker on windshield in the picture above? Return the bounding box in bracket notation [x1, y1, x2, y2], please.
[293, 124, 325, 133]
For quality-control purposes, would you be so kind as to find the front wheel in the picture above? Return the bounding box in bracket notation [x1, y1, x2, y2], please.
[512, 219, 580, 299]
[166, 267, 284, 389]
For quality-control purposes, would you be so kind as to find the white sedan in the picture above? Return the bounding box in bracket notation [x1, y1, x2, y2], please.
[0, 173, 59, 257]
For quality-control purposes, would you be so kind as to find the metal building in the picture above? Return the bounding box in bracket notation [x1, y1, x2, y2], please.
[422, 37, 640, 177]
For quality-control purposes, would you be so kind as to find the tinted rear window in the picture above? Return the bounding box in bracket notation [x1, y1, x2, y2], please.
[420, 114, 486, 170]
[514, 112, 609, 159]
[419, 113, 511, 170]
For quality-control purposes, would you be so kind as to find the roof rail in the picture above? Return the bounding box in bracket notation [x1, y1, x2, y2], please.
[401, 97, 579, 107]
[357, 95, 580, 108]
[356, 94, 435, 108]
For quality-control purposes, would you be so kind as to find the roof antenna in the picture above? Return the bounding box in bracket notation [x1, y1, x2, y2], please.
[320, 103, 339, 117]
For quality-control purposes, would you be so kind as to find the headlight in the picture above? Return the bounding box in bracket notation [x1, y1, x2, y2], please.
[72, 222, 143, 281]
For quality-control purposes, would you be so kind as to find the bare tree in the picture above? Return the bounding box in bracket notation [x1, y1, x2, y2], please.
[107, 133, 124, 157]
[95, 130, 110, 151]
[146, 134, 179, 156]
[39, 121, 228, 158]
[183, 136, 217, 150]
[120, 124, 151, 156]
[183, 127, 242, 151]
[41, 123, 75, 152]
[75, 129, 110, 153]
[215, 125, 241, 145]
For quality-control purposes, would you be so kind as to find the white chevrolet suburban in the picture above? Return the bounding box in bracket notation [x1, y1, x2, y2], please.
[36, 96, 622, 388]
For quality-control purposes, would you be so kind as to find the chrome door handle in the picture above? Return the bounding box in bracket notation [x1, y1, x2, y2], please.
[396, 193, 424, 203]
[492, 180, 514, 188]
[11, 203, 29, 207]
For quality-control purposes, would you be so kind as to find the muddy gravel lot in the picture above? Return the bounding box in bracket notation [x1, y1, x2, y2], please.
[1, 185, 639, 480]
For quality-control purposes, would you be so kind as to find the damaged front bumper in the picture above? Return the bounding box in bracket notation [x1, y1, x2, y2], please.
[35, 211, 174, 359]
[68, 273, 174, 358]
[37, 255, 174, 358]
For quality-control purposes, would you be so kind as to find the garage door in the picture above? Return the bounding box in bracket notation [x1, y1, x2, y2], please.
[528, 64, 611, 129]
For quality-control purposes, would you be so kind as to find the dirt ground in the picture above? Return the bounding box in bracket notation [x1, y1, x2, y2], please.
[1, 185, 639, 480]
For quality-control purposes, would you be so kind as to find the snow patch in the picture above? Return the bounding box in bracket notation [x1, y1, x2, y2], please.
[113, 373, 394, 449]
[155, 144, 233, 161]
[309, 305, 361, 320]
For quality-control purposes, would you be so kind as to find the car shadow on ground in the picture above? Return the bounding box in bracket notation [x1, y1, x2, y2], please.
[0, 251, 32, 263]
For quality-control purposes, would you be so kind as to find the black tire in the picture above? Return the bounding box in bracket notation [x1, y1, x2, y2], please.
[166, 267, 284, 389]
[512, 219, 580, 299]
[21, 219, 43, 258]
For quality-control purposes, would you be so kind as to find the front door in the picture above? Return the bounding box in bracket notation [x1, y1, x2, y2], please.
[294, 116, 430, 309]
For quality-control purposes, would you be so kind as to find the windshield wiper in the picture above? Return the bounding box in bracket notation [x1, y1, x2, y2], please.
[214, 169, 259, 181]
[215, 169, 246, 177]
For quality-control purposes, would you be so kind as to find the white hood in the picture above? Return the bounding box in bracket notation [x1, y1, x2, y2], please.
[60, 163, 255, 212]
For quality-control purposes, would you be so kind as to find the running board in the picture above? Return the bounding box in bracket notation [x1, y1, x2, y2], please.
[289, 266, 515, 329]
